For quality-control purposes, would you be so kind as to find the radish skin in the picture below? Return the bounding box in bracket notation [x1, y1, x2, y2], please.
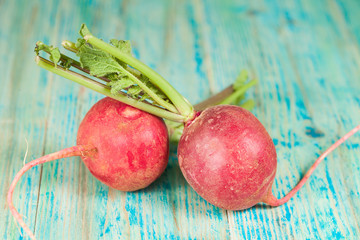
[178, 105, 277, 210]
[76, 97, 169, 191]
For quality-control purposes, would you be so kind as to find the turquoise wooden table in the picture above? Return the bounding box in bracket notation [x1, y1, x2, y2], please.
[1, 0, 359, 239]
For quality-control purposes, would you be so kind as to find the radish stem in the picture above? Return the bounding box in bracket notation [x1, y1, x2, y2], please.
[219, 80, 257, 105]
[193, 80, 257, 112]
[240, 99, 255, 110]
[194, 86, 234, 111]
[61, 40, 78, 53]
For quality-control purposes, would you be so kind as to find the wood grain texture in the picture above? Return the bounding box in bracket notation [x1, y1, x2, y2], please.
[0, 0, 359, 239]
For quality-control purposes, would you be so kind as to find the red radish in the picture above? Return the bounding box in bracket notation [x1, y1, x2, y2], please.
[178, 105, 360, 210]
[76, 97, 169, 191]
[7, 97, 169, 240]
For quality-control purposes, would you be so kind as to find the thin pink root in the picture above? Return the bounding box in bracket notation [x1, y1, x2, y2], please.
[7, 145, 94, 240]
[263, 124, 360, 207]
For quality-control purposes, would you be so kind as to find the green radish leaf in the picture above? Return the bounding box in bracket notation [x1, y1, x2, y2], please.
[232, 70, 249, 104]
[35, 42, 61, 66]
[79, 23, 91, 38]
[110, 39, 132, 55]
[140, 74, 168, 101]
[233, 70, 248, 90]
[76, 40, 123, 77]
[110, 39, 132, 68]
[108, 76, 134, 94]
[59, 58, 74, 69]
[164, 119, 185, 142]
[127, 85, 143, 96]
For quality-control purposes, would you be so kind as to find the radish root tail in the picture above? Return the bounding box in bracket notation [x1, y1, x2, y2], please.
[7, 145, 94, 240]
[263, 124, 360, 207]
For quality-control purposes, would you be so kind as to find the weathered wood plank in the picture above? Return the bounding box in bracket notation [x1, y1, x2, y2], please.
[0, 0, 66, 239]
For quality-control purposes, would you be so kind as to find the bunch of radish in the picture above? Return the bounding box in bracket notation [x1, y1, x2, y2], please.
[8, 24, 359, 239]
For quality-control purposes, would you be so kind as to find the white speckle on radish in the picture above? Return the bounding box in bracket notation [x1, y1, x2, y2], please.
[121, 106, 140, 118]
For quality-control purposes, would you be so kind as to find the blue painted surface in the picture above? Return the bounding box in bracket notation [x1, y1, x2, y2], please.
[0, 0, 359, 239]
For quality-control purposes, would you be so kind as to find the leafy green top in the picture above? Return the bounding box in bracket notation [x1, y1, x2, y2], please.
[34, 24, 254, 123]
[35, 36, 171, 105]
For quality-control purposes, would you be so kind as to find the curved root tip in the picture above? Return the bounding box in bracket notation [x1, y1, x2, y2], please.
[7, 145, 92, 240]
[262, 124, 360, 208]
[262, 193, 284, 207]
